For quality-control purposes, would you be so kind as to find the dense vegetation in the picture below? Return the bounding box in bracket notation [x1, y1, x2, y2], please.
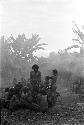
[0, 22, 84, 92]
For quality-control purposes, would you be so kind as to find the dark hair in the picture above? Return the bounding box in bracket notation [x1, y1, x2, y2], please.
[52, 69, 58, 74]
[32, 64, 39, 69]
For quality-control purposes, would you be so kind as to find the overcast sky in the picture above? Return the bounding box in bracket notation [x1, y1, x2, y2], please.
[0, 0, 84, 56]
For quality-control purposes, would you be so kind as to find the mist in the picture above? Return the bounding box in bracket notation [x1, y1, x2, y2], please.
[0, 32, 84, 94]
[0, 0, 84, 95]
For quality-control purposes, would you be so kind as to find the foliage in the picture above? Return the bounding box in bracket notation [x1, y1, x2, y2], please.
[0, 24, 84, 89]
[6, 34, 47, 63]
[64, 21, 84, 56]
[0, 34, 47, 87]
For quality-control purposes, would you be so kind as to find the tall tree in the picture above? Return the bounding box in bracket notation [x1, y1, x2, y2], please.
[64, 21, 84, 76]
[8, 34, 47, 64]
[0, 34, 47, 87]
[65, 21, 84, 57]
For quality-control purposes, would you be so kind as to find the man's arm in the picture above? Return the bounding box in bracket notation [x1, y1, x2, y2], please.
[38, 71, 41, 83]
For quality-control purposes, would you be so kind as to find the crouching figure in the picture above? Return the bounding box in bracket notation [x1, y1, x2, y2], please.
[20, 86, 33, 106]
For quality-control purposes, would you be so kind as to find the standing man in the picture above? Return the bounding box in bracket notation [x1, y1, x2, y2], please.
[30, 64, 41, 102]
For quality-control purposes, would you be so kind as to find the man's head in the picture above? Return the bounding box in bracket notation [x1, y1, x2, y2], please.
[32, 64, 39, 72]
[52, 69, 58, 76]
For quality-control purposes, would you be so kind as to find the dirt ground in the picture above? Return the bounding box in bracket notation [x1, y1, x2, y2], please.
[1, 93, 84, 125]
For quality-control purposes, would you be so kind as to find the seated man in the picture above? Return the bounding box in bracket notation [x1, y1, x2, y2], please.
[9, 95, 20, 110]
[13, 82, 23, 100]
[44, 76, 52, 91]
[44, 71, 58, 107]
[6, 87, 15, 100]
[20, 86, 32, 104]
[44, 76, 50, 85]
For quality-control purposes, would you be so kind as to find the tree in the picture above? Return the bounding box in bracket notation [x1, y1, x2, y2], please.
[0, 34, 47, 87]
[65, 21, 84, 56]
[7, 34, 47, 64]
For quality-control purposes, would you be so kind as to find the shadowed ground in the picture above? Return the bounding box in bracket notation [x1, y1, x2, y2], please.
[1, 90, 84, 125]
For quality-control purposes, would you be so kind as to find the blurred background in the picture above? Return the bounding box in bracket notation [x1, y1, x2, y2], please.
[0, 0, 84, 95]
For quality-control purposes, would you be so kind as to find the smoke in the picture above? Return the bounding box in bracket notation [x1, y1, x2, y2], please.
[38, 52, 84, 94]
[40, 53, 83, 77]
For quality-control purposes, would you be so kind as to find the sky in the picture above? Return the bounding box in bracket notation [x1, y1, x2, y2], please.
[0, 0, 84, 56]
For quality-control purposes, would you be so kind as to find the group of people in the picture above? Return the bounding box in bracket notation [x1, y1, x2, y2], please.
[30, 64, 58, 106]
[3, 64, 58, 110]
[30, 64, 58, 89]
[11, 64, 58, 95]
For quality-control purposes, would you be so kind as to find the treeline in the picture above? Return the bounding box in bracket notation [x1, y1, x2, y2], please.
[0, 22, 84, 91]
[0, 34, 83, 89]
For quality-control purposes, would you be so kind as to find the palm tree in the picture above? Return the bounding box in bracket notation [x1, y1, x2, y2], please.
[65, 21, 84, 57]
[7, 34, 47, 64]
